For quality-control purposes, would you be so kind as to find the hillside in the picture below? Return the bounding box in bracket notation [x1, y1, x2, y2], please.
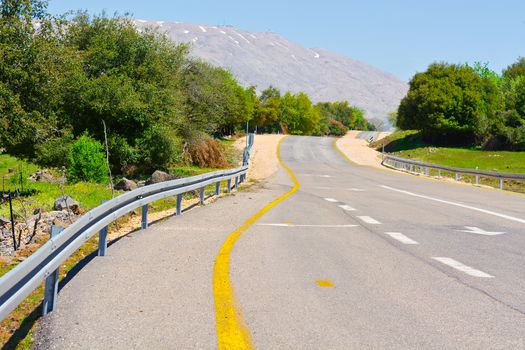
[134, 20, 408, 125]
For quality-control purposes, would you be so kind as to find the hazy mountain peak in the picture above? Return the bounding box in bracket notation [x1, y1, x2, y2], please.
[134, 20, 408, 125]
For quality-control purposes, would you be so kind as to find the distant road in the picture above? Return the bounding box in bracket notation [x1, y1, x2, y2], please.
[37, 136, 525, 349]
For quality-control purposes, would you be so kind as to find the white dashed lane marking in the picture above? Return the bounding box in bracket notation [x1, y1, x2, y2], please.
[338, 205, 356, 211]
[385, 232, 419, 245]
[357, 216, 381, 225]
[324, 198, 339, 203]
[432, 257, 494, 278]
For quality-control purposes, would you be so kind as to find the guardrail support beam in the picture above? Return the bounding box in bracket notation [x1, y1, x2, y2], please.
[141, 204, 148, 230]
[499, 179, 503, 190]
[227, 179, 232, 193]
[475, 175, 479, 185]
[438, 169, 441, 178]
[215, 182, 221, 196]
[200, 187, 205, 205]
[98, 200, 108, 256]
[98, 226, 108, 257]
[176, 194, 182, 215]
[43, 225, 62, 316]
[455, 173, 459, 181]
[235, 176, 239, 190]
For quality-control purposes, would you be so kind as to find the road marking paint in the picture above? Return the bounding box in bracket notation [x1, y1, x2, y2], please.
[357, 216, 381, 224]
[324, 198, 338, 202]
[380, 185, 525, 224]
[298, 173, 332, 178]
[213, 136, 299, 349]
[432, 257, 494, 278]
[316, 280, 334, 287]
[348, 188, 365, 192]
[384, 232, 419, 245]
[258, 223, 359, 228]
[284, 221, 295, 225]
[456, 226, 505, 236]
[338, 204, 356, 211]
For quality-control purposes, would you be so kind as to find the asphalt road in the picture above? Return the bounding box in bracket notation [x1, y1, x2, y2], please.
[36, 136, 525, 349]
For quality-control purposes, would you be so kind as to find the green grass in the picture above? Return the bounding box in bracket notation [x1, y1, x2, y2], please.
[375, 130, 525, 173]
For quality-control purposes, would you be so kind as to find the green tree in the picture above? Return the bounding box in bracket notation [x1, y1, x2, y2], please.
[397, 63, 493, 144]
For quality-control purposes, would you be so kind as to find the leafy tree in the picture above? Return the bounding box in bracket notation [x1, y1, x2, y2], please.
[398, 63, 493, 144]
[503, 57, 525, 80]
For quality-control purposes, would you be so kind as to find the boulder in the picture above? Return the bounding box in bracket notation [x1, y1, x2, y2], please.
[0, 217, 10, 227]
[147, 170, 177, 185]
[53, 195, 80, 214]
[115, 178, 137, 191]
[30, 169, 55, 182]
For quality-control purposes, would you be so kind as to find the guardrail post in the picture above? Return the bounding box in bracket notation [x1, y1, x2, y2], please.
[200, 187, 205, 205]
[227, 179, 232, 193]
[381, 144, 384, 161]
[475, 175, 479, 185]
[235, 176, 239, 190]
[141, 204, 148, 230]
[499, 179, 503, 190]
[215, 182, 221, 196]
[43, 225, 62, 316]
[176, 194, 182, 216]
[425, 167, 429, 176]
[438, 169, 441, 178]
[455, 173, 459, 181]
[98, 200, 108, 257]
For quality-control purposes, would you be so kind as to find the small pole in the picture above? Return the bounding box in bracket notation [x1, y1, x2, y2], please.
[381, 144, 384, 161]
[176, 194, 182, 216]
[43, 225, 63, 316]
[98, 200, 108, 256]
[499, 178, 503, 190]
[200, 187, 205, 205]
[438, 169, 441, 178]
[8, 192, 16, 251]
[227, 179, 232, 193]
[141, 204, 148, 230]
[455, 173, 459, 181]
[246, 121, 249, 148]
[235, 176, 239, 190]
[215, 182, 221, 196]
[475, 175, 479, 185]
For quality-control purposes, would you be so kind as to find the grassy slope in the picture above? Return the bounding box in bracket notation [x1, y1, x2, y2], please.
[373, 131, 525, 173]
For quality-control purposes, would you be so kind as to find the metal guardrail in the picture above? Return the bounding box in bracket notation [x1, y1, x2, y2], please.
[382, 154, 525, 190]
[0, 133, 256, 321]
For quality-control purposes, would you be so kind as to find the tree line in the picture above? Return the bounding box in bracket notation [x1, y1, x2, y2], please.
[0, 0, 374, 181]
[396, 59, 525, 150]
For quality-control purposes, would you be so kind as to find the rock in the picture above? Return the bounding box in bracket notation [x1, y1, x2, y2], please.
[53, 195, 80, 214]
[30, 169, 55, 182]
[137, 180, 146, 188]
[0, 217, 10, 227]
[115, 178, 137, 191]
[147, 170, 177, 185]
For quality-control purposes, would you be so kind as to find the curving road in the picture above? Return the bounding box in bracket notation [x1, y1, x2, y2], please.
[36, 136, 525, 349]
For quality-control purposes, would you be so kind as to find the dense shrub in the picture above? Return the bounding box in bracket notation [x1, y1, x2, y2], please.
[328, 119, 348, 136]
[137, 125, 183, 171]
[184, 133, 228, 168]
[68, 134, 109, 183]
[34, 132, 74, 167]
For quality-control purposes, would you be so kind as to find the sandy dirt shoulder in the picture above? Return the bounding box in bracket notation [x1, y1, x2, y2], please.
[336, 131, 390, 168]
[235, 134, 285, 181]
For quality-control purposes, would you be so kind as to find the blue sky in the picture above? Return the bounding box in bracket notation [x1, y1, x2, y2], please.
[48, 0, 525, 81]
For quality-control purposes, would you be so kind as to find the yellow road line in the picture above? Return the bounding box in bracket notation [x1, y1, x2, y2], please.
[316, 280, 335, 287]
[213, 136, 300, 349]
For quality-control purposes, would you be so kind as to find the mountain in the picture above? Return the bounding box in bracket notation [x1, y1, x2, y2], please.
[134, 20, 408, 125]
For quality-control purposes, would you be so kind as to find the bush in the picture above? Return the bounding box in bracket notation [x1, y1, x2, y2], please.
[327, 119, 348, 136]
[68, 134, 109, 183]
[184, 133, 228, 168]
[35, 132, 74, 167]
[137, 125, 183, 171]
